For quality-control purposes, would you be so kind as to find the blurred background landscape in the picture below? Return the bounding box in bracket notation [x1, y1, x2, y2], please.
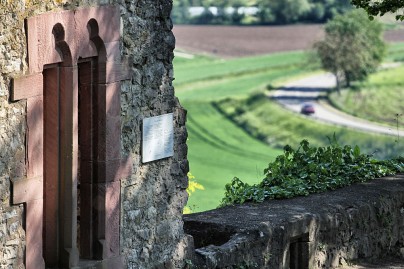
[170, 0, 404, 212]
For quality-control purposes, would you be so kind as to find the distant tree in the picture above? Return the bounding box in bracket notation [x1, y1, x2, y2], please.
[275, 0, 312, 23]
[306, 0, 352, 22]
[184, 0, 246, 25]
[210, 0, 230, 24]
[322, 0, 353, 20]
[255, 0, 353, 24]
[192, 6, 215, 24]
[306, 2, 326, 21]
[314, 9, 386, 91]
[171, 0, 191, 24]
[171, 0, 354, 25]
[351, 0, 404, 20]
[257, 0, 311, 24]
[230, 0, 246, 24]
[256, 1, 276, 24]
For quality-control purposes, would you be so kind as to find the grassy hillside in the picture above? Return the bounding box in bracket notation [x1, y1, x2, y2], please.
[183, 101, 281, 212]
[174, 52, 308, 212]
[174, 51, 306, 86]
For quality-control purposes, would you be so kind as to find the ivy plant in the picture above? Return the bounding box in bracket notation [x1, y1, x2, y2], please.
[221, 136, 403, 207]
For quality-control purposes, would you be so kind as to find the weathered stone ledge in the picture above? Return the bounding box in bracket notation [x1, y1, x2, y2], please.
[184, 174, 404, 268]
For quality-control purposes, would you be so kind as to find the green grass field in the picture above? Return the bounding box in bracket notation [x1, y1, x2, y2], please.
[174, 43, 404, 212]
[174, 52, 307, 212]
[183, 101, 281, 212]
[174, 51, 307, 86]
[385, 42, 404, 62]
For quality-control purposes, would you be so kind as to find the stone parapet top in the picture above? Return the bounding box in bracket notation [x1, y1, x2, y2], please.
[184, 174, 404, 268]
[184, 174, 404, 231]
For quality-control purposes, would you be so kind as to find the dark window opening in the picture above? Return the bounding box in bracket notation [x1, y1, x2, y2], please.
[43, 65, 61, 268]
[289, 233, 309, 269]
[77, 58, 97, 260]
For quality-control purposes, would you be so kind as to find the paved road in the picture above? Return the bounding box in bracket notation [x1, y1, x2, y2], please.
[271, 73, 403, 136]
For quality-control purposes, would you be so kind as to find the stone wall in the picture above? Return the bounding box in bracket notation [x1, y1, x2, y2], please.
[1, 2, 37, 267]
[184, 174, 404, 268]
[119, 0, 190, 268]
[0, 1, 188, 268]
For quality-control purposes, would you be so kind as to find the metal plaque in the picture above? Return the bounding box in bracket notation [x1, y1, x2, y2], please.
[142, 113, 174, 163]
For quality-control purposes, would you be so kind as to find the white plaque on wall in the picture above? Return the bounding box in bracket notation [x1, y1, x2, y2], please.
[142, 113, 174, 163]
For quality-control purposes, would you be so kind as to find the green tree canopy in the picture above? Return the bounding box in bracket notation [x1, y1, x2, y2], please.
[351, 0, 404, 20]
[307, 0, 352, 22]
[171, 0, 353, 24]
[171, 0, 191, 24]
[314, 9, 386, 90]
[257, 0, 311, 24]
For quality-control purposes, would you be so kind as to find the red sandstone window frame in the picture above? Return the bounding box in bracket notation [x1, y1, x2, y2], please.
[11, 6, 132, 269]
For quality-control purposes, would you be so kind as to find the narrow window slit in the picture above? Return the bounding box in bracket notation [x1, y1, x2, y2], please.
[289, 233, 309, 269]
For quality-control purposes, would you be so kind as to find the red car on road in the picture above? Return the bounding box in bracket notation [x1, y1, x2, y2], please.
[301, 103, 315, 115]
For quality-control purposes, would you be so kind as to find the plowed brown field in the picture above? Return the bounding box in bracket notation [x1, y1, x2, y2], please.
[173, 25, 404, 58]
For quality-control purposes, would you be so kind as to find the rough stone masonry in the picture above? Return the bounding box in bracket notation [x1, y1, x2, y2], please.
[184, 174, 404, 268]
[0, 1, 190, 268]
